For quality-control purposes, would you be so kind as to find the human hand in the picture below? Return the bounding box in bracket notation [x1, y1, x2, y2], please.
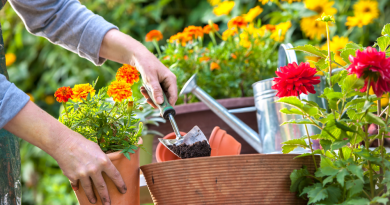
[54, 134, 126, 205]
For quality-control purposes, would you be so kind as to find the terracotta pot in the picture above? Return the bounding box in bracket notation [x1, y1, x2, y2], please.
[156, 127, 241, 162]
[74, 139, 142, 205]
[141, 154, 319, 204]
[150, 97, 258, 162]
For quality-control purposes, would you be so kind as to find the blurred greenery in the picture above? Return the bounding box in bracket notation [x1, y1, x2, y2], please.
[2, 0, 390, 204]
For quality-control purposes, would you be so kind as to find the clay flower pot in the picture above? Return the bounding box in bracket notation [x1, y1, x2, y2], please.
[141, 154, 319, 204]
[74, 139, 142, 205]
[156, 127, 241, 162]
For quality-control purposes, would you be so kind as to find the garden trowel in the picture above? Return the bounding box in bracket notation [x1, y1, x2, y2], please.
[143, 84, 210, 159]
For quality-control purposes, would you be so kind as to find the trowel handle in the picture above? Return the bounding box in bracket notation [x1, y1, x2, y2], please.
[143, 84, 176, 119]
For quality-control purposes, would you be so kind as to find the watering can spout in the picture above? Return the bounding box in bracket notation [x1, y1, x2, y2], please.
[180, 74, 263, 153]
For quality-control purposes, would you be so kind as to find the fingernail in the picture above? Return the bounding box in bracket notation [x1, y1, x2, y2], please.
[156, 97, 163, 104]
[72, 186, 78, 191]
[90, 198, 96, 204]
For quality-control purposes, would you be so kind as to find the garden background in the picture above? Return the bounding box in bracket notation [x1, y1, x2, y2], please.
[1, 0, 390, 204]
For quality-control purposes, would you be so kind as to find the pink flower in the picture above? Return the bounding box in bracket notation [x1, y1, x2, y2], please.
[272, 62, 321, 98]
[347, 47, 390, 97]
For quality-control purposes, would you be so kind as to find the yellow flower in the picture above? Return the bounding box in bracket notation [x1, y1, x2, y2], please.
[116, 64, 140, 85]
[353, 0, 379, 20]
[246, 23, 265, 38]
[27, 93, 34, 102]
[328, 36, 351, 66]
[5, 53, 16, 67]
[304, 0, 337, 16]
[239, 32, 251, 48]
[260, 0, 301, 4]
[242, 6, 263, 22]
[210, 62, 220, 71]
[213, 1, 235, 16]
[45, 95, 55, 105]
[369, 87, 389, 107]
[222, 28, 238, 40]
[345, 14, 373, 28]
[270, 21, 291, 42]
[107, 81, 133, 102]
[300, 16, 327, 40]
[72, 83, 96, 102]
[208, 0, 221, 6]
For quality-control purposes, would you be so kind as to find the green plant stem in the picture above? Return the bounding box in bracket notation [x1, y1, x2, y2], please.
[362, 189, 372, 200]
[325, 22, 333, 88]
[153, 39, 162, 57]
[108, 103, 117, 117]
[304, 123, 318, 171]
[209, 32, 217, 46]
[378, 99, 384, 182]
[364, 80, 375, 198]
[62, 102, 70, 119]
[379, 106, 389, 118]
[214, 30, 223, 40]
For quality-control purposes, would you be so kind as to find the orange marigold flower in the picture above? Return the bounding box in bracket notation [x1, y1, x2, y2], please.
[203, 24, 220, 34]
[55, 86, 73, 103]
[116, 64, 140, 85]
[228, 16, 248, 29]
[5, 53, 16, 67]
[264, 24, 276, 31]
[184, 55, 189, 60]
[145, 30, 163, 42]
[199, 56, 211, 62]
[222, 28, 238, 40]
[184, 26, 204, 38]
[72, 84, 95, 102]
[231, 53, 237, 59]
[210, 62, 220, 70]
[107, 81, 133, 102]
[169, 32, 193, 46]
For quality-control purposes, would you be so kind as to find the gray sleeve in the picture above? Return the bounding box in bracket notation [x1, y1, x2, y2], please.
[0, 74, 30, 128]
[8, 0, 118, 66]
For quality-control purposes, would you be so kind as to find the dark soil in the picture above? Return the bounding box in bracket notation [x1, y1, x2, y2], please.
[167, 140, 211, 159]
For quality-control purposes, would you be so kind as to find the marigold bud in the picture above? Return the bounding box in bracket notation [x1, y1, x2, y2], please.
[127, 101, 134, 113]
[138, 106, 144, 111]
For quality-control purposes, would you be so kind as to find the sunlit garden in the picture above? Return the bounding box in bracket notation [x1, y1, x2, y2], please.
[3, 0, 390, 204]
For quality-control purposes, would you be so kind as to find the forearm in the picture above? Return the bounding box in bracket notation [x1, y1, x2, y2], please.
[3, 101, 80, 158]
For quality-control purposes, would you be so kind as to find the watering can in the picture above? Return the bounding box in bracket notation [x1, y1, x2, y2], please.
[179, 44, 329, 154]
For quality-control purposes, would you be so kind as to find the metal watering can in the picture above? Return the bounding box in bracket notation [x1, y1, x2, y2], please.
[179, 44, 327, 154]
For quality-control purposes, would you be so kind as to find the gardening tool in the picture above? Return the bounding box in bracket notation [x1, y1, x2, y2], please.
[179, 43, 332, 154]
[143, 84, 209, 158]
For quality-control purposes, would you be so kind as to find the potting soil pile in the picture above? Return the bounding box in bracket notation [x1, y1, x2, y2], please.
[167, 140, 211, 159]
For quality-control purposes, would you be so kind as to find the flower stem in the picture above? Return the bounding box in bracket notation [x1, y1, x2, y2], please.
[365, 81, 375, 198]
[325, 22, 333, 88]
[209, 32, 217, 46]
[304, 122, 318, 171]
[152, 39, 162, 57]
[62, 102, 70, 119]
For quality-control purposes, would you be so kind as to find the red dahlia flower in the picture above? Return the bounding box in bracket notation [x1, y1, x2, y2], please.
[347, 47, 390, 97]
[272, 62, 321, 98]
[54, 86, 73, 103]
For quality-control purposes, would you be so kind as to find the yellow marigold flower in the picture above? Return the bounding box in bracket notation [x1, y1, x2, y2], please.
[116, 64, 140, 85]
[213, 1, 235, 16]
[245, 23, 265, 38]
[210, 62, 220, 71]
[304, 0, 337, 16]
[145, 30, 163, 42]
[72, 83, 95, 102]
[208, 0, 220, 6]
[228, 16, 248, 29]
[45, 95, 55, 105]
[353, 0, 379, 20]
[239, 32, 251, 48]
[242, 6, 263, 22]
[345, 13, 373, 28]
[27, 93, 34, 102]
[270, 21, 291, 42]
[222, 28, 238, 40]
[260, 0, 301, 4]
[5, 53, 16, 67]
[107, 81, 133, 102]
[184, 26, 204, 39]
[300, 16, 327, 40]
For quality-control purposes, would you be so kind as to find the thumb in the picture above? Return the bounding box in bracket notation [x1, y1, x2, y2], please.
[150, 82, 164, 105]
[70, 179, 79, 191]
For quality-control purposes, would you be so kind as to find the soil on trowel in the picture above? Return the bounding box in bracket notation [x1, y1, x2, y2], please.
[167, 140, 211, 159]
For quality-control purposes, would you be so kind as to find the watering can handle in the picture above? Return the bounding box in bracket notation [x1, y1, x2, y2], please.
[143, 84, 176, 119]
[278, 43, 298, 70]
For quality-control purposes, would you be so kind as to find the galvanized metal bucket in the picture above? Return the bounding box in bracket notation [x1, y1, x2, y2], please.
[252, 44, 324, 153]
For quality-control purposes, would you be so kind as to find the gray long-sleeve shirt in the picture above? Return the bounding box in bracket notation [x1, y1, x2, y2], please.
[0, 0, 118, 128]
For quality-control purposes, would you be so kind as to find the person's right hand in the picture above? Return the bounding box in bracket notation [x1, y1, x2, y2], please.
[54, 134, 126, 205]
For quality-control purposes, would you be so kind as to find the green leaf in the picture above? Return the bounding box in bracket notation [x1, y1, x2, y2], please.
[294, 149, 322, 159]
[290, 166, 310, 192]
[361, 100, 373, 113]
[366, 112, 386, 127]
[382, 171, 390, 188]
[331, 139, 350, 151]
[281, 119, 315, 126]
[340, 48, 357, 64]
[342, 147, 352, 160]
[320, 156, 339, 176]
[123, 152, 131, 160]
[276, 96, 304, 109]
[377, 36, 390, 52]
[337, 169, 349, 186]
[381, 23, 390, 36]
[323, 185, 342, 204]
[346, 197, 370, 205]
[335, 120, 357, 133]
[280, 108, 304, 115]
[345, 43, 364, 50]
[346, 164, 364, 181]
[290, 45, 327, 58]
[281, 138, 309, 154]
[323, 175, 335, 186]
[136, 122, 144, 137]
[303, 183, 329, 204]
[320, 139, 332, 152]
[345, 98, 366, 109]
[371, 196, 389, 205]
[346, 179, 364, 198]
